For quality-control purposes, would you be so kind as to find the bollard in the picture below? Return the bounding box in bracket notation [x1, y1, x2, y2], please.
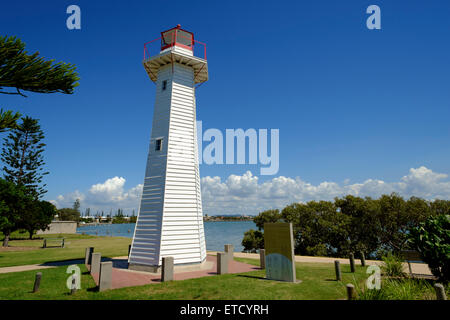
[62, 238, 65, 248]
[42, 239, 47, 248]
[360, 251, 366, 267]
[434, 283, 447, 300]
[224, 244, 234, 261]
[334, 260, 342, 281]
[349, 253, 355, 273]
[99, 262, 113, 291]
[161, 257, 174, 282]
[70, 275, 77, 295]
[259, 249, 266, 269]
[84, 247, 90, 266]
[85, 247, 94, 266]
[33, 272, 42, 293]
[217, 252, 228, 275]
[128, 244, 131, 258]
[90, 253, 101, 274]
[346, 284, 355, 300]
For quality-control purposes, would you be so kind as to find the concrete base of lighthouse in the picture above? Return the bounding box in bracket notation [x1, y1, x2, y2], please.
[128, 257, 210, 274]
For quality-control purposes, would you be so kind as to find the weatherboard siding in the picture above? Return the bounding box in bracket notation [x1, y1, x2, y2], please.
[129, 62, 206, 267]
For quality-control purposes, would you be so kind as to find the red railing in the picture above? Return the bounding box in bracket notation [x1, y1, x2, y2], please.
[143, 32, 207, 61]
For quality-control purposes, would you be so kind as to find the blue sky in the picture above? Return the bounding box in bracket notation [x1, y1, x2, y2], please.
[1, 0, 450, 215]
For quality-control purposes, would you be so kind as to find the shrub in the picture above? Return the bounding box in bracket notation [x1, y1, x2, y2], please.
[381, 253, 405, 277]
[357, 278, 435, 300]
[356, 283, 387, 300]
[57, 208, 80, 222]
[112, 216, 128, 224]
[409, 214, 450, 283]
[305, 243, 328, 256]
[242, 229, 264, 251]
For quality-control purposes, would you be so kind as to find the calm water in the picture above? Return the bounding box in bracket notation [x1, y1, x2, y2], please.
[77, 221, 257, 252]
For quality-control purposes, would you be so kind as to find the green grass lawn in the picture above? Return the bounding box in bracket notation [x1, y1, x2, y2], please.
[0, 258, 369, 300]
[0, 233, 131, 268]
[2, 236, 444, 300]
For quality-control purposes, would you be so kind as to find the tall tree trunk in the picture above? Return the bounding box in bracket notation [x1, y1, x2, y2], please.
[2, 233, 10, 247]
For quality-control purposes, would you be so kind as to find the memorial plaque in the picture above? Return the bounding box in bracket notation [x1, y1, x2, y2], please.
[264, 222, 296, 282]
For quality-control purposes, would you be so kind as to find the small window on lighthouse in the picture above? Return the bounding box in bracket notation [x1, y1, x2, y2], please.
[162, 80, 167, 91]
[155, 138, 163, 151]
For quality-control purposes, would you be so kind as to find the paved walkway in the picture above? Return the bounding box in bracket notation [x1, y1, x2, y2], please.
[0, 259, 84, 274]
[209, 251, 433, 276]
[90, 255, 260, 290]
[0, 251, 433, 277]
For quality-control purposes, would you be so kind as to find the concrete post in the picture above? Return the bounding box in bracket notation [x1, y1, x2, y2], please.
[70, 275, 77, 295]
[217, 252, 228, 275]
[33, 272, 42, 293]
[161, 256, 174, 282]
[434, 283, 447, 300]
[224, 244, 234, 261]
[334, 260, 342, 281]
[346, 284, 355, 300]
[360, 251, 366, 267]
[85, 247, 94, 266]
[90, 253, 101, 274]
[99, 261, 113, 292]
[259, 249, 265, 269]
[42, 239, 46, 248]
[128, 244, 131, 258]
[349, 253, 355, 273]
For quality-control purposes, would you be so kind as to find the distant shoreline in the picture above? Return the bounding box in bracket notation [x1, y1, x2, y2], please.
[78, 216, 254, 226]
[203, 217, 253, 222]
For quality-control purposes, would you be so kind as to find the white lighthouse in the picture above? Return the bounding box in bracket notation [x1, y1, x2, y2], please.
[128, 25, 208, 272]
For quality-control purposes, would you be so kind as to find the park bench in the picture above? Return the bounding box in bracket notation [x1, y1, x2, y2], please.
[42, 238, 65, 248]
[400, 250, 435, 279]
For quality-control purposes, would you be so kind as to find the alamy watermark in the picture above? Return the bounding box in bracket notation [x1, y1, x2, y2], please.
[195, 121, 279, 175]
[66, 5, 81, 30]
[366, 265, 381, 290]
[66, 265, 81, 290]
[366, 5, 381, 30]
[167, 121, 279, 175]
[66, 5, 381, 32]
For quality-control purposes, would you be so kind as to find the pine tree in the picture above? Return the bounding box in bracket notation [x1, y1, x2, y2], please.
[0, 35, 79, 96]
[0, 35, 79, 131]
[0, 109, 21, 133]
[73, 198, 80, 213]
[1, 116, 48, 199]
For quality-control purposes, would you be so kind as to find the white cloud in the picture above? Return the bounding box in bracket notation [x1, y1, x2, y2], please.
[200, 166, 450, 215]
[49, 166, 450, 216]
[50, 176, 143, 215]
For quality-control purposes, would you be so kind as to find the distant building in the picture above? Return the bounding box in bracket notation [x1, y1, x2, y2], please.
[37, 220, 77, 235]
